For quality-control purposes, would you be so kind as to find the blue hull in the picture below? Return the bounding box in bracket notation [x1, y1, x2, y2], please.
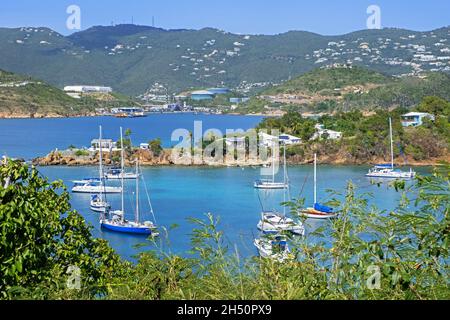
[101, 223, 152, 235]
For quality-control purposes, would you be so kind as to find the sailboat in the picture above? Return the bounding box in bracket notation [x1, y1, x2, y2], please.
[72, 127, 122, 195]
[254, 235, 292, 262]
[104, 166, 139, 180]
[90, 126, 112, 213]
[366, 118, 416, 179]
[257, 145, 305, 235]
[300, 154, 337, 219]
[254, 140, 288, 189]
[100, 128, 158, 236]
[257, 212, 305, 236]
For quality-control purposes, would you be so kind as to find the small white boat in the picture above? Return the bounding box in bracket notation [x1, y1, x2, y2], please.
[72, 179, 122, 194]
[89, 126, 113, 212]
[257, 211, 305, 236]
[90, 194, 111, 213]
[366, 165, 416, 179]
[254, 180, 288, 189]
[299, 154, 338, 220]
[105, 167, 139, 180]
[366, 118, 416, 179]
[254, 236, 292, 262]
[254, 140, 288, 190]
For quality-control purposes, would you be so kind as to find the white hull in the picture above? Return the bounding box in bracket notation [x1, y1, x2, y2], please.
[366, 171, 415, 179]
[72, 185, 122, 194]
[254, 182, 288, 189]
[254, 239, 291, 262]
[105, 173, 139, 180]
[90, 200, 110, 212]
[257, 213, 305, 236]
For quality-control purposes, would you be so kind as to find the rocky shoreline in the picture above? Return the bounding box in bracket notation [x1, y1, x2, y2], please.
[0, 112, 98, 119]
[32, 148, 449, 167]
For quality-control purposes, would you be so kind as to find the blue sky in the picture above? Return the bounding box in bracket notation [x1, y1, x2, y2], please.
[0, 0, 449, 35]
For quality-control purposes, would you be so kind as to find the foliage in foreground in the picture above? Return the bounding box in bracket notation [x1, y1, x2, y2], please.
[0, 161, 448, 300]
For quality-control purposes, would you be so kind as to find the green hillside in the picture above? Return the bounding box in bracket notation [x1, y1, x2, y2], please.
[264, 66, 390, 94]
[238, 67, 450, 113]
[0, 70, 135, 117]
[0, 25, 448, 95]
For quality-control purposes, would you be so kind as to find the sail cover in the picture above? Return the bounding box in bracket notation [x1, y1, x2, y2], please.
[314, 203, 334, 213]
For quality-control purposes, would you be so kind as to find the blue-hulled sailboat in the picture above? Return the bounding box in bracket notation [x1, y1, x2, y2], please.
[300, 153, 338, 219]
[100, 127, 158, 236]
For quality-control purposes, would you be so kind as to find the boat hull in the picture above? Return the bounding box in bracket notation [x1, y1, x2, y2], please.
[366, 172, 415, 179]
[254, 182, 288, 189]
[105, 173, 139, 180]
[299, 208, 338, 219]
[72, 186, 122, 194]
[100, 222, 153, 235]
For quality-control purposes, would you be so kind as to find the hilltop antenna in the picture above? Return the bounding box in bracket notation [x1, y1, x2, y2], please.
[131, 16, 134, 25]
[152, 16, 155, 27]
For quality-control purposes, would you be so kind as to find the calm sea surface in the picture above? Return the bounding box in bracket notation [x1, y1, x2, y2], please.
[38, 165, 430, 261]
[0, 113, 264, 159]
[0, 114, 430, 261]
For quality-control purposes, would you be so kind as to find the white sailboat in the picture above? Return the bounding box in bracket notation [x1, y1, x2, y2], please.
[254, 235, 292, 262]
[90, 126, 112, 212]
[300, 154, 338, 219]
[254, 140, 288, 189]
[72, 131, 122, 196]
[257, 211, 305, 236]
[104, 167, 139, 180]
[366, 118, 416, 179]
[100, 128, 158, 236]
[257, 146, 305, 236]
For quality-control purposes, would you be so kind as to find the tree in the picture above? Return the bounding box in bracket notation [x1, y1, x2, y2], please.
[149, 138, 163, 157]
[417, 96, 450, 117]
[0, 160, 124, 299]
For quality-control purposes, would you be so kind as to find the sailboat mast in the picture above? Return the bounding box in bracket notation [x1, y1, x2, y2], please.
[120, 127, 125, 221]
[389, 117, 394, 169]
[135, 160, 139, 224]
[314, 153, 317, 205]
[283, 143, 287, 185]
[272, 139, 276, 183]
[99, 126, 104, 202]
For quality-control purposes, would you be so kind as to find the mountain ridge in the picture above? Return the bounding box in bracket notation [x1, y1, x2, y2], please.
[0, 24, 448, 95]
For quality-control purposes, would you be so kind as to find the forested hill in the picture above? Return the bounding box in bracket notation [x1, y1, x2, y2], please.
[0, 69, 135, 118]
[0, 24, 448, 95]
[239, 66, 450, 113]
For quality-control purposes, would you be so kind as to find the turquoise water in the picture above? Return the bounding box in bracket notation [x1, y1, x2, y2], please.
[0, 113, 264, 159]
[38, 165, 430, 261]
[1, 114, 430, 261]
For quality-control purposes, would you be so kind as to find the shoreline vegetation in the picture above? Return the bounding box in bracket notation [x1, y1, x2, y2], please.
[33, 148, 448, 167]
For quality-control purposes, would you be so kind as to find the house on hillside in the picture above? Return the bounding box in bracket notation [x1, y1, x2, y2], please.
[401, 112, 435, 127]
[278, 134, 302, 145]
[89, 139, 119, 152]
[258, 132, 279, 147]
[312, 124, 342, 140]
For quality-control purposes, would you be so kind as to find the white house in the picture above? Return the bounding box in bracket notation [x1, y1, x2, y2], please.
[312, 124, 342, 140]
[278, 134, 302, 145]
[258, 132, 279, 147]
[89, 139, 120, 152]
[64, 85, 113, 94]
[225, 137, 246, 149]
[401, 112, 435, 127]
[140, 143, 150, 150]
